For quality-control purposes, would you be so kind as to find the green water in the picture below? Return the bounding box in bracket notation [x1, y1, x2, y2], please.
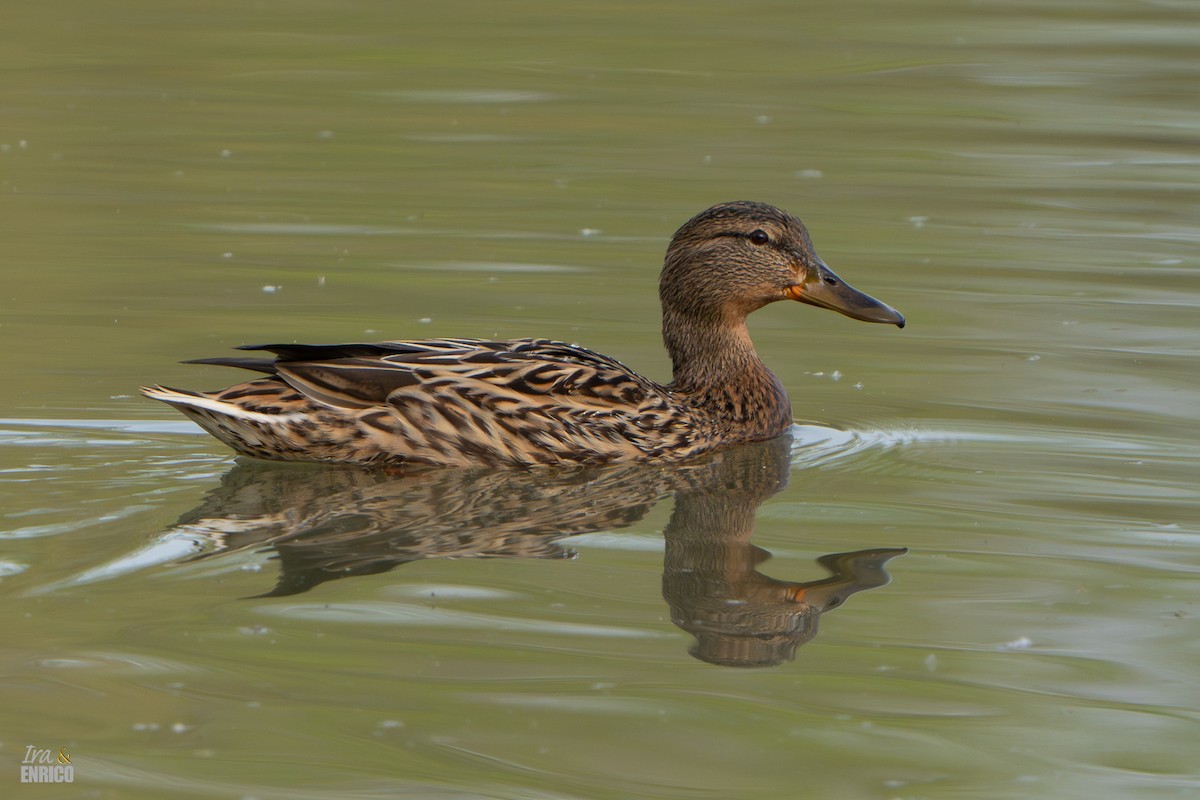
[2, 1, 1198, 798]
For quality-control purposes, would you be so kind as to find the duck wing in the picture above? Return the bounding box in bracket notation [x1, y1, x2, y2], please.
[222, 338, 691, 464]
[221, 338, 645, 406]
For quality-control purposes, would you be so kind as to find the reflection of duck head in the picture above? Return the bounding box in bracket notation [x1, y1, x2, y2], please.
[664, 544, 906, 668]
[659, 437, 905, 667]
[168, 434, 902, 666]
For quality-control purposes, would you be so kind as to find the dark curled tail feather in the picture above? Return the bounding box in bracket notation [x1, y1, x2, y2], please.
[182, 357, 280, 374]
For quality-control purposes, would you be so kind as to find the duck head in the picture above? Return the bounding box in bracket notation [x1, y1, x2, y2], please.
[660, 201, 905, 328]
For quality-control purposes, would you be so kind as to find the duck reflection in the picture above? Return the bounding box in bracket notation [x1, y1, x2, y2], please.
[174, 435, 904, 666]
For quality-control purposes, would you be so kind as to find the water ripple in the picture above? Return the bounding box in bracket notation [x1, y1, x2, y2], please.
[257, 602, 666, 639]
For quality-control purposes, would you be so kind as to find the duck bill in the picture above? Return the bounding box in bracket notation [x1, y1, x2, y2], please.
[786, 261, 905, 328]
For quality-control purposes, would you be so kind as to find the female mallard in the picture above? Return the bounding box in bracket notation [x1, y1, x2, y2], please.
[143, 201, 904, 467]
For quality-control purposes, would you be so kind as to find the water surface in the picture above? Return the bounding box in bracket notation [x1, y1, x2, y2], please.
[2, 1, 1198, 798]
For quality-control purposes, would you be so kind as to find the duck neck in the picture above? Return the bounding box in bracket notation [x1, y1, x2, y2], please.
[663, 309, 792, 437]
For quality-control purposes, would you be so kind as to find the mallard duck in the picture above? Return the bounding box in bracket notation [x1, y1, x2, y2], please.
[143, 201, 904, 467]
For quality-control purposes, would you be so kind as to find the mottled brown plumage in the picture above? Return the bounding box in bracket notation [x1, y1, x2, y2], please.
[143, 201, 904, 467]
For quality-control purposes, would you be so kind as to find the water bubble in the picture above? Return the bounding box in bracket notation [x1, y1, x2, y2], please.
[239, 625, 271, 636]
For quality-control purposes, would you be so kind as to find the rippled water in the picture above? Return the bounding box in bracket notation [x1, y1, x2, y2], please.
[3, 1, 1198, 798]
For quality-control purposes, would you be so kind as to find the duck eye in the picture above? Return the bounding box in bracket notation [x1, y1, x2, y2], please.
[748, 229, 770, 245]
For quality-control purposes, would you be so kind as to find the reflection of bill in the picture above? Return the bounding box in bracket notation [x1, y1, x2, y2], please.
[20, 746, 74, 784]
[106, 435, 904, 667]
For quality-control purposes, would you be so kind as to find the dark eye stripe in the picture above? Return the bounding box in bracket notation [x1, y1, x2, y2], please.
[714, 230, 774, 244]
